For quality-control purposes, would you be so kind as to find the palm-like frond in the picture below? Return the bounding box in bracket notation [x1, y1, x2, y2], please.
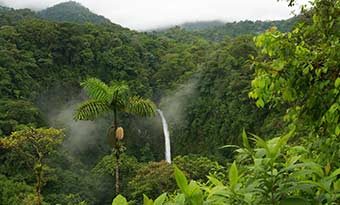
[125, 96, 157, 117]
[81, 78, 111, 102]
[109, 82, 130, 108]
[74, 99, 111, 120]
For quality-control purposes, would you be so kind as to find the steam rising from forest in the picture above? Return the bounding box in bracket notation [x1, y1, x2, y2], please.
[36, 75, 199, 157]
[50, 101, 98, 152]
[159, 77, 199, 125]
[38, 90, 108, 154]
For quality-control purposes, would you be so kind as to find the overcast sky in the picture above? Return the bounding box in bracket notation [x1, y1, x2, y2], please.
[1, 0, 309, 30]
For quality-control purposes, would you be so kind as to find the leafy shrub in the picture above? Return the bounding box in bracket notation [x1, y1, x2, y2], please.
[0, 174, 35, 205]
[173, 154, 224, 181]
[128, 161, 177, 201]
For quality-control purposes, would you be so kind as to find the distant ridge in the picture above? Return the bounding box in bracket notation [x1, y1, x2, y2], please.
[180, 20, 225, 31]
[153, 16, 301, 41]
[0, 5, 11, 11]
[37, 1, 112, 25]
[0, 6, 36, 26]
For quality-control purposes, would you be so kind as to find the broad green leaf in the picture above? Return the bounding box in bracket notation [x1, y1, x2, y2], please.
[330, 168, 340, 178]
[207, 176, 223, 186]
[143, 194, 153, 205]
[256, 98, 265, 108]
[154, 193, 167, 205]
[207, 186, 229, 198]
[188, 181, 204, 205]
[219, 144, 239, 149]
[280, 197, 310, 205]
[174, 194, 185, 204]
[242, 129, 250, 149]
[272, 128, 294, 158]
[335, 125, 340, 136]
[286, 155, 301, 167]
[302, 180, 330, 193]
[174, 165, 189, 195]
[285, 183, 314, 192]
[112, 195, 128, 205]
[335, 78, 340, 88]
[250, 134, 269, 154]
[228, 161, 238, 191]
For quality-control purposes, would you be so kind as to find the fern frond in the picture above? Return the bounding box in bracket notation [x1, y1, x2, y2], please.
[74, 100, 110, 120]
[109, 82, 130, 108]
[125, 96, 156, 117]
[81, 78, 111, 102]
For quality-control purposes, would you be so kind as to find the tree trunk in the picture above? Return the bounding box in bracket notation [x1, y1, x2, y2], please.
[115, 152, 120, 194]
[35, 163, 43, 205]
[113, 108, 120, 194]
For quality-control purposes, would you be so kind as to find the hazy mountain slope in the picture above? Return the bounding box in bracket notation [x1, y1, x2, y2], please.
[190, 17, 300, 41]
[37, 1, 111, 25]
[156, 16, 300, 41]
[181, 20, 225, 30]
[0, 5, 10, 11]
[0, 7, 36, 26]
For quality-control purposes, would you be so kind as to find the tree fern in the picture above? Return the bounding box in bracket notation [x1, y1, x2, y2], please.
[74, 77, 156, 194]
[126, 96, 157, 117]
[80, 78, 111, 103]
[109, 82, 130, 108]
[74, 99, 110, 120]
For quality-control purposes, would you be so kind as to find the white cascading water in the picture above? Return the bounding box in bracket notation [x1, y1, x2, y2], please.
[157, 109, 171, 163]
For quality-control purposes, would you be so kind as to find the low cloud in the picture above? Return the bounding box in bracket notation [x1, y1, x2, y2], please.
[1, 0, 310, 30]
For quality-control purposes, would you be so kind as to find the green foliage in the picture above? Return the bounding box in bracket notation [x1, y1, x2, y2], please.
[173, 154, 223, 181]
[74, 77, 156, 195]
[2, 1, 339, 205]
[250, 0, 340, 165]
[125, 133, 339, 205]
[46, 193, 88, 205]
[160, 17, 300, 42]
[0, 174, 35, 205]
[37, 1, 111, 25]
[0, 8, 36, 26]
[112, 194, 128, 205]
[0, 100, 46, 136]
[0, 127, 65, 161]
[74, 78, 156, 121]
[92, 154, 142, 201]
[128, 161, 177, 200]
[0, 128, 65, 205]
[170, 35, 279, 156]
[143, 193, 167, 205]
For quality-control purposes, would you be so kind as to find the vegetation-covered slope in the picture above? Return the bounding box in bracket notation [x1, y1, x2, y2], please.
[156, 16, 301, 42]
[180, 20, 226, 30]
[1, 0, 339, 204]
[38, 1, 112, 25]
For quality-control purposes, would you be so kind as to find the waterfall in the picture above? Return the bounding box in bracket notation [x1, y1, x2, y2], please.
[157, 109, 171, 163]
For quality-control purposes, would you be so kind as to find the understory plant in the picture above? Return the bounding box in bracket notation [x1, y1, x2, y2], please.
[112, 129, 340, 205]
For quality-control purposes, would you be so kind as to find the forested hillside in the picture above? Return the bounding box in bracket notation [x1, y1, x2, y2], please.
[0, 0, 339, 204]
[157, 16, 302, 42]
[180, 20, 226, 30]
[37, 1, 112, 25]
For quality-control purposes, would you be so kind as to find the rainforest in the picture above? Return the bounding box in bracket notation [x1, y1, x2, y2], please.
[0, 0, 339, 204]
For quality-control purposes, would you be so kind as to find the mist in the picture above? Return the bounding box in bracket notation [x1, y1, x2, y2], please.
[36, 86, 110, 157]
[1, 0, 310, 30]
[49, 101, 100, 152]
[159, 77, 199, 125]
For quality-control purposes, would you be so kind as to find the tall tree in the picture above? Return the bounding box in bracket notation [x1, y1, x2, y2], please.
[250, 0, 339, 165]
[0, 128, 65, 205]
[74, 77, 156, 194]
